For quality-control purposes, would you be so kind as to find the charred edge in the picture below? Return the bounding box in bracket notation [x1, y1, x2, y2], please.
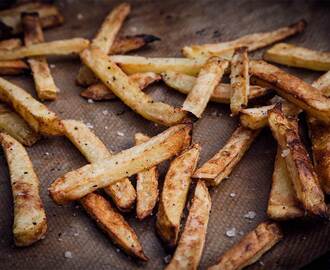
[290, 19, 307, 33]
[0, 20, 13, 40]
[269, 102, 283, 116]
[234, 46, 248, 54]
[135, 34, 161, 43]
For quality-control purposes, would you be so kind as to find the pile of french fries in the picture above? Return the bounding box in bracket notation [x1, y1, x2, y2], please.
[0, 1, 329, 269]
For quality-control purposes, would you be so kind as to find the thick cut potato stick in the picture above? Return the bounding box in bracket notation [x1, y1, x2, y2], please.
[80, 193, 147, 261]
[22, 12, 58, 101]
[264, 43, 330, 71]
[0, 2, 64, 35]
[182, 20, 306, 59]
[161, 71, 271, 103]
[165, 181, 211, 270]
[230, 47, 249, 115]
[0, 133, 47, 246]
[0, 38, 89, 61]
[156, 144, 200, 246]
[208, 221, 283, 270]
[0, 104, 39, 146]
[193, 126, 259, 186]
[62, 120, 136, 211]
[0, 77, 62, 136]
[268, 105, 327, 216]
[49, 124, 192, 204]
[135, 133, 159, 220]
[312, 71, 330, 97]
[0, 38, 22, 49]
[250, 60, 330, 124]
[81, 48, 187, 126]
[110, 55, 206, 76]
[267, 147, 304, 220]
[183, 57, 228, 117]
[80, 72, 161, 101]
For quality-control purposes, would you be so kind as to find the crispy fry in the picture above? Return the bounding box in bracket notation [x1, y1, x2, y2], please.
[183, 57, 228, 117]
[0, 133, 47, 246]
[0, 104, 39, 146]
[62, 120, 136, 211]
[250, 60, 330, 124]
[80, 193, 147, 261]
[156, 144, 200, 246]
[80, 72, 161, 101]
[267, 147, 304, 220]
[165, 181, 211, 270]
[0, 77, 62, 136]
[193, 126, 259, 186]
[0, 38, 89, 61]
[49, 123, 192, 204]
[135, 133, 159, 220]
[182, 20, 306, 59]
[110, 34, 160, 54]
[208, 221, 283, 270]
[312, 71, 330, 97]
[230, 47, 249, 115]
[161, 71, 271, 103]
[268, 104, 327, 216]
[22, 12, 58, 101]
[80, 48, 187, 126]
[0, 38, 22, 49]
[264, 43, 330, 71]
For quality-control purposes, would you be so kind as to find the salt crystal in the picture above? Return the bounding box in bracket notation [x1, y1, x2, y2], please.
[259, 261, 264, 266]
[130, 26, 137, 32]
[230, 192, 236, 198]
[163, 255, 171, 264]
[239, 231, 244, 236]
[45, 152, 50, 156]
[244, 211, 256, 220]
[116, 248, 120, 253]
[225, 227, 236, 238]
[86, 123, 94, 129]
[87, 99, 94, 104]
[64, 251, 73, 259]
[102, 110, 108, 115]
[77, 13, 83, 20]
[105, 126, 108, 130]
[117, 131, 124, 136]
[73, 232, 79, 237]
[50, 64, 56, 69]
[281, 148, 290, 157]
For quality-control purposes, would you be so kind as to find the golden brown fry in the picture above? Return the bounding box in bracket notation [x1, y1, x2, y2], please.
[165, 181, 211, 270]
[208, 221, 283, 270]
[110, 34, 160, 54]
[80, 72, 161, 101]
[0, 38, 89, 61]
[0, 77, 62, 136]
[268, 104, 327, 216]
[230, 47, 249, 115]
[156, 144, 200, 246]
[183, 57, 228, 117]
[264, 43, 330, 71]
[62, 120, 136, 211]
[80, 193, 147, 261]
[0, 133, 47, 246]
[0, 104, 39, 146]
[267, 147, 304, 220]
[0, 38, 22, 49]
[182, 20, 306, 59]
[312, 71, 330, 97]
[49, 123, 192, 204]
[250, 60, 330, 124]
[81, 48, 187, 126]
[161, 71, 271, 104]
[135, 133, 159, 220]
[193, 126, 259, 186]
[22, 12, 58, 101]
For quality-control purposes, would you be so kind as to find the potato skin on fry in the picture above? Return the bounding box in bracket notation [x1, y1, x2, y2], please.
[208, 221, 283, 270]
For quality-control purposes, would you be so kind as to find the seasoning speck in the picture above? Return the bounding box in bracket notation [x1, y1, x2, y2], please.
[77, 13, 83, 20]
[225, 227, 236, 238]
[164, 255, 172, 264]
[117, 131, 124, 136]
[102, 110, 108, 115]
[281, 148, 290, 157]
[86, 122, 94, 129]
[50, 64, 56, 69]
[64, 251, 73, 259]
[87, 99, 94, 104]
[230, 192, 236, 198]
[244, 211, 256, 220]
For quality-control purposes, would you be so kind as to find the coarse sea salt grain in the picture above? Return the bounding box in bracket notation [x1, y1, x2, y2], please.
[87, 99, 94, 104]
[281, 148, 290, 157]
[117, 131, 124, 136]
[230, 192, 236, 198]
[102, 110, 108, 115]
[50, 64, 56, 69]
[86, 123, 94, 129]
[64, 251, 73, 259]
[225, 227, 236, 238]
[77, 13, 83, 20]
[244, 211, 256, 220]
[163, 255, 171, 264]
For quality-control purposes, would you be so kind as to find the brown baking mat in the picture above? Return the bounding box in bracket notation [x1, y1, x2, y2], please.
[0, 0, 329, 269]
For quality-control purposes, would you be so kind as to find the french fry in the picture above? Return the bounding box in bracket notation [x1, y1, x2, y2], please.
[49, 123, 192, 204]
[0, 133, 47, 246]
[161, 71, 272, 103]
[110, 55, 206, 76]
[0, 78, 62, 135]
[22, 12, 58, 101]
[76, 3, 131, 86]
[61, 120, 136, 211]
[230, 47, 249, 115]
[182, 20, 306, 59]
[80, 72, 161, 101]
[165, 181, 211, 270]
[311, 71, 330, 97]
[250, 60, 330, 124]
[183, 57, 229, 117]
[0, 38, 22, 49]
[80, 48, 187, 126]
[208, 221, 283, 270]
[0, 2, 64, 36]
[135, 133, 159, 220]
[0, 103, 39, 146]
[268, 104, 327, 216]
[267, 147, 304, 220]
[193, 126, 259, 186]
[156, 144, 200, 246]
[80, 193, 147, 261]
[264, 43, 330, 71]
[0, 38, 89, 61]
